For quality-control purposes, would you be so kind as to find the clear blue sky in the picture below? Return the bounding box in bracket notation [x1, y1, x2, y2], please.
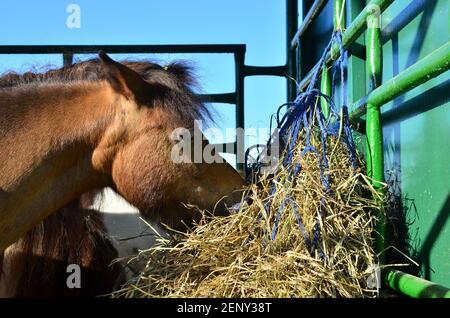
[0, 0, 291, 166]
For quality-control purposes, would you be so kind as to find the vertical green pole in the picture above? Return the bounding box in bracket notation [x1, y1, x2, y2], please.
[365, 11, 386, 264]
[320, 0, 346, 119]
[320, 66, 331, 118]
[333, 0, 346, 31]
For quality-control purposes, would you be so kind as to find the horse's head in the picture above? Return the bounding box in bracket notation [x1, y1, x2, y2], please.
[92, 52, 245, 229]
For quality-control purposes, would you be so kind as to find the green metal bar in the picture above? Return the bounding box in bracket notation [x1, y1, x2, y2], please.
[386, 270, 450, 298]
[333, 0, 346, 31]
[331, 0, 391, 59]
[367, 41, 450, 108]
[319, 0, 346, 119]
[298, 0, 394, 91]
[350, 41, 450, 121]
[365, 105, 384, 187]
[366, 17, 382, 93]
[365, 10, 385, 265]
[320, 66, 331, 119]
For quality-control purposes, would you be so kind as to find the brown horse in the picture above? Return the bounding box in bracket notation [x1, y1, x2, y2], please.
[0, 54, 245, 296]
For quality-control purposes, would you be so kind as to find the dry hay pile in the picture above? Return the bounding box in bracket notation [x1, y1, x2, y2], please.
[113, 120, 384, 298]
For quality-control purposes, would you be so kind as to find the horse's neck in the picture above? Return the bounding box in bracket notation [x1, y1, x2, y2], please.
[0, 82, 115, 251]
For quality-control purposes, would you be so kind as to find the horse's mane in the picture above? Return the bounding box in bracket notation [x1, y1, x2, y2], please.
[0, 58, 212, 125]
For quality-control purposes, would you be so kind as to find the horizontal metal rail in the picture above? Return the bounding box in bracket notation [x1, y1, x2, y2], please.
[387, 270, 450, 298]
[290, 0, 328, 49]
[243, 65, 287, 77]
[297, 0, 394, 92]
[0, 44, 246, 55]
[199, 93, 236, 104]
[350, 41, 450, 120]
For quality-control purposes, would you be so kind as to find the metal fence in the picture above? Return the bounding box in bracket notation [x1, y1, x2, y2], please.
[286, 0, 450, 297]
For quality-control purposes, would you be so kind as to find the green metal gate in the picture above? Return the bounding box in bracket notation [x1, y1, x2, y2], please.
[287, 0, 450, 297]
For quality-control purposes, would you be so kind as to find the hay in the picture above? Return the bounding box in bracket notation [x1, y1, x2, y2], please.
[113, 108, 384, 298]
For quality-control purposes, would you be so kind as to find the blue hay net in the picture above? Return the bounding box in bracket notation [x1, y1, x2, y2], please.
[244, 31, 357, 258]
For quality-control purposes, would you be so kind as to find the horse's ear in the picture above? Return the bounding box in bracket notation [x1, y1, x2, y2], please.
[98, 51, 148, 100]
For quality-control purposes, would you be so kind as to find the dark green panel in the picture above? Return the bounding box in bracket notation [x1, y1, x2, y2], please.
[300, 0, 333, 75]
[380, 0, 449, 286]
[347, 0, 367, 156]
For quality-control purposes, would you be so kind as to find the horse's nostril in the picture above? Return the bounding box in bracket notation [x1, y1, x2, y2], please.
[214, 189, 245, 215]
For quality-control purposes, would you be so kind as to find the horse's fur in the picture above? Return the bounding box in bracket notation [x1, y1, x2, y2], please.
[0, 200, 121, 297]
[0, 55, 244, 296]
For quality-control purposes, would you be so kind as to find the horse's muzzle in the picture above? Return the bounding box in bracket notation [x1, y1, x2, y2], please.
[213, 189, 247, 216]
